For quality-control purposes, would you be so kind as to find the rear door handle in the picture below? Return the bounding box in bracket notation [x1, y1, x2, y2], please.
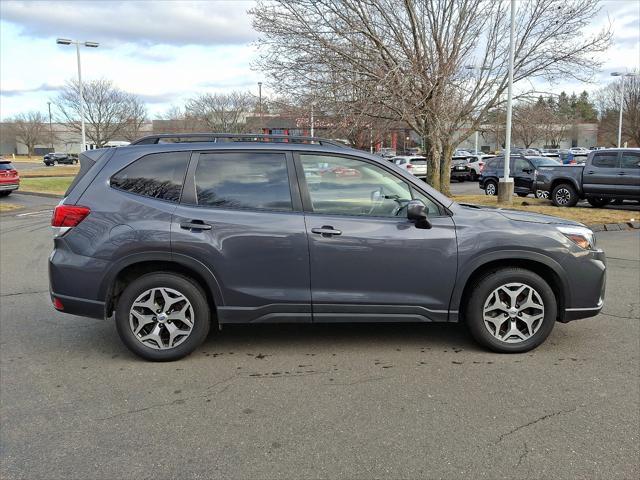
[586, 170, 595, 174]
[617, 172, 626, 176]
[311, 226, 342, 236]
[180, 220, 212, 231]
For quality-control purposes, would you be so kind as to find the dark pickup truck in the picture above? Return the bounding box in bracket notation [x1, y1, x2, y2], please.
[536, 148, 640, 207]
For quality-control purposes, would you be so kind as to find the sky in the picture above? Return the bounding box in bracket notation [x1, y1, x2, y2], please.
[0, 0, 638, 121]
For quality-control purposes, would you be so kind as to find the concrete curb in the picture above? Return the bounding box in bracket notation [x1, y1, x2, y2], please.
[588, 222, 640, 232]
[13, 190, 63, 199]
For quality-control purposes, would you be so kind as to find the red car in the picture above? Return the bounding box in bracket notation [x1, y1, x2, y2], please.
[0, 159, 20, 196]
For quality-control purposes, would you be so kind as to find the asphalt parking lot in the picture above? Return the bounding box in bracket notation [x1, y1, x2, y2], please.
[1, 194, 639, 479]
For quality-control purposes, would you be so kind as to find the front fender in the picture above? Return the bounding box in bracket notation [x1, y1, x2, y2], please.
[448, 249, 571, 318]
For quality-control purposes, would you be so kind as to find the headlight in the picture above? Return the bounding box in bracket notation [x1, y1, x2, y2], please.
[557, 226, 596, 250]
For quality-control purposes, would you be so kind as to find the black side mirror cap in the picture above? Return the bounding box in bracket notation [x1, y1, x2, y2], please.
[407, 199, 432, 229]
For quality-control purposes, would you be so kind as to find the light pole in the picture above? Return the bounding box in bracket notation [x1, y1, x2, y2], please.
[47, 101, 54, 151]
[498, 0, 516, 204]
[310, 101, 316, 137]
[56, 38, 99, 153]
[257, 82, 263, 120]
[610, 71, 638, 148]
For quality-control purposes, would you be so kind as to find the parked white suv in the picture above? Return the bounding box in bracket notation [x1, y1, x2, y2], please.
[392, 156, 427, 178]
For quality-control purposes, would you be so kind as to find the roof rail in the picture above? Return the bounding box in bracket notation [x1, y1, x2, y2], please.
[130, 133, 348, 148]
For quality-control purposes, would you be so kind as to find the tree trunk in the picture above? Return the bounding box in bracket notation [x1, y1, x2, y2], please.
[439, 142, 453, 196]
[424, 137, 441, 191]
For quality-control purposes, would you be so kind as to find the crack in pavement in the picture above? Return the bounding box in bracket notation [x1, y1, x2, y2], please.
[601, 311, 639, 320]
[494, 407, 577, 444]
[516, 441, 529, 468]
[0, 290, 49, 298]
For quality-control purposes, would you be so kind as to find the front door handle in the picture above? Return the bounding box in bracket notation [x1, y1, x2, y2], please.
[311, 226, 342, 237]
[586, 170, 595, 174]
[180, 220, 212, 231]
[617, 172, 626, 176]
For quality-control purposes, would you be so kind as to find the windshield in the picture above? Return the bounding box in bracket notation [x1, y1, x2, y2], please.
[410, 159, 426, 165]
[529, 157, 561, 167]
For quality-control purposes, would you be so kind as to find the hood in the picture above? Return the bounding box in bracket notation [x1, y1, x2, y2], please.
[458, 203, 584, 227]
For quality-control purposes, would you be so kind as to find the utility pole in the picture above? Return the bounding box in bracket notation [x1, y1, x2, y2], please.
[258, 82, 262, 119]
[47, 101, 54, 151]
[610, 72, 639, 148]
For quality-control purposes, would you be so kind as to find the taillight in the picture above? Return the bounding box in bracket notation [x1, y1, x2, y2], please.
[479, 162, 485, 172]
[406, 163, 414, 169]
[51, 205, 91, 228]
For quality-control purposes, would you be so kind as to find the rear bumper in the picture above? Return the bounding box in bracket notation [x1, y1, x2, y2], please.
[50, 291, 105, 319]
[0, 183, 19, 191]
[451, 169, 470, 179]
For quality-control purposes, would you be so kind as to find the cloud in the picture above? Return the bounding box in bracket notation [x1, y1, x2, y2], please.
[1, 0, 257, 46]
[1, 83, 62, 97]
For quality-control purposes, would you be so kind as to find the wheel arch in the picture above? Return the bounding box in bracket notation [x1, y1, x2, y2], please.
[550, 177, 581, 196]
[100, 252, 224, 318]
[451, 252, 570, 323]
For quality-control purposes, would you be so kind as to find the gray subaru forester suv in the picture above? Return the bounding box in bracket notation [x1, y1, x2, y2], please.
[49, 134, 606, 361]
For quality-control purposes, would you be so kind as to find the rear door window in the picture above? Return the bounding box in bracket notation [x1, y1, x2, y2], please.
[620, 152, 640, 169]
[193, 152, 292, 211]
[111, 151, 190, 202]
[592, 152, 619, 168]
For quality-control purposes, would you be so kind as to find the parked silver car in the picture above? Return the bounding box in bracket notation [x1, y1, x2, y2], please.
[392, 156, 427, 179]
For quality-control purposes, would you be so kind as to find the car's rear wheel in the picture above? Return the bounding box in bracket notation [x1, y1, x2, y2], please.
[551, 183, 579, 207]
[0, 191, 11, 197]
[587, 197, 611, 208]
[465, 268, 557, 353]
[115, 273, 210, 361]
[484, 180, 497, 196]
[516, 192, 528, 198]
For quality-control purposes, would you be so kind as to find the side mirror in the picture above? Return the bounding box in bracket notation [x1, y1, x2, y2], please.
[407, 199, 432, 229]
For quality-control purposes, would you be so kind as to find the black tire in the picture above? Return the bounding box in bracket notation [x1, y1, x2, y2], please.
[551, 183, 579, 207]
[516, 192, 528, 198]
[115, 273, 211, 361]
[465, 268, 557, 353]
[458, 177, 465, 183]
[587, 197, 611, 208]
[484, 180, 497, 196]
[0, 191, 11, 197]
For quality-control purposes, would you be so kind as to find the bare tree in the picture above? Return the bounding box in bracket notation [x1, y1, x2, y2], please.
[595, 76, 640, 147]
[10, 111, 47, 157]
[251, 0, 611, 193]
[513, 102, 548, 148]
[120, 96, 148, 142]
[55, 79, 147, 147]
[185, 91, 255, 133]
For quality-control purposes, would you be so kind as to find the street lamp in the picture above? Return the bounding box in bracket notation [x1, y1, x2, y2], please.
[47, 101, 53, 150]
[257, 82, 263, 120]
[499, 0, 516, 204]
[56, 38, 100, 153]
[610, 71, 639, 148]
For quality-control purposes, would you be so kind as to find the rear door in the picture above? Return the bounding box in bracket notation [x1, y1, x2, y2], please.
[171, 150, 311, 324]
[296, 153, 457, 323]
[583, 151, 621, 195]
[618, 151, 640, 198]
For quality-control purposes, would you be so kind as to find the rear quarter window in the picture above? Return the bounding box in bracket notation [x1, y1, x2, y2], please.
[110, 151, 190, 202]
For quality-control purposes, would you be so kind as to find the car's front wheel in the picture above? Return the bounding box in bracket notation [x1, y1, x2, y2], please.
[465, 268, 557, 353]
[115, 273, 211, 361]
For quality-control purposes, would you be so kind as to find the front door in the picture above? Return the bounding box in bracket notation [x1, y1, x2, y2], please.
[296, 153, 457, 323]
[512, 158, 535, 193]
[171, 151, 311, 324]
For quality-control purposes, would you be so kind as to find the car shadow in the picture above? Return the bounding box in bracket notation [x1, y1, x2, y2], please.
[200, 322, 482, 353]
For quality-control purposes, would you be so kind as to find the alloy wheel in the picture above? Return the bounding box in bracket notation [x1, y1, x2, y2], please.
[555, 188, 571, 205]
[129, 287, 194, 350]
[486, 183, 496, 195]
[482, 282, 545, 343]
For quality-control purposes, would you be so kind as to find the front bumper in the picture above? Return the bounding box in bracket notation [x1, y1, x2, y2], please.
[560, 248, 606, 322]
